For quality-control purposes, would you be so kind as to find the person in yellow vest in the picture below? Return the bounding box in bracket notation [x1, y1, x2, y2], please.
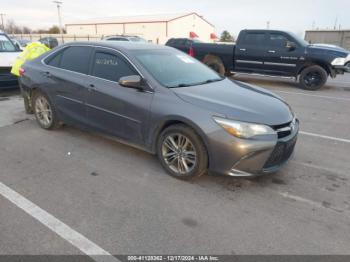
[11, 41, 51, 112]
[11, 42, 51, 76]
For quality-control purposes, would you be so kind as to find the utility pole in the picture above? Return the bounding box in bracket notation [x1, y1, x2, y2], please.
[334, 16, 338, 30]
[53, 1, 63, 34]
[0, 13, 5, 31]
[266, 21, 270, 29]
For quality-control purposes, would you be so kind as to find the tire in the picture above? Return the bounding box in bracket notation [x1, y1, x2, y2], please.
[32, 91, 60, 130]
[157, 124, 208, 180]
[299, 65, 328, 90]
[23, 93, 32, 114]
[203, 55, 226, 76]
[346, 62, 350, 70]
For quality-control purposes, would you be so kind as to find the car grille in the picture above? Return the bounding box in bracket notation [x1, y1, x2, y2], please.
[263, 134, 297, 169]
[272, 121, 292, 139]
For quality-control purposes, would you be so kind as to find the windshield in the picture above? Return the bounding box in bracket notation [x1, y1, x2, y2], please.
[0, 34, 17, 52]
[134, 49, 223, 88]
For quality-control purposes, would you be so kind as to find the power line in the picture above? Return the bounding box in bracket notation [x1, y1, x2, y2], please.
[0, 13, 5, 31]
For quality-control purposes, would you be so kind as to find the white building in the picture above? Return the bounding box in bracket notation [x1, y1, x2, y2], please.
[65, 12, 217, 44]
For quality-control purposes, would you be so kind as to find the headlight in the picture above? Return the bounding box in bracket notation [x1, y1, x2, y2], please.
[213, 117, 276, 139]
[331, 57, 346, 66]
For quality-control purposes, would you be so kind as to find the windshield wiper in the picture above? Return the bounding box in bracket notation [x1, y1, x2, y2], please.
[167, 83, 193, 88]
[167, 77, 224, 88]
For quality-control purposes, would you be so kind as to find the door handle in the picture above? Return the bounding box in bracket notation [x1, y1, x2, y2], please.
[87, 84, 96, 92]
[239, 48, 246, 51]
[44, 71, 52, 77]
[268, 50, 276, 53]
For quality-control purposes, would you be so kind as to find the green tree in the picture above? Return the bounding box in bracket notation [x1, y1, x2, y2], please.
[48, 25, 60, 34]
[220, 30, 234, 42]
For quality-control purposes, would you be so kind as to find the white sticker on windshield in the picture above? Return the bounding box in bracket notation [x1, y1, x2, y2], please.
[176, 55, 195, 64]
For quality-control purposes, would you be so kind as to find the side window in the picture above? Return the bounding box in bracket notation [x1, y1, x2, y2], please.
[269, 34, 289, 48]
[46, 51, 62, 67]
[59, 46, 92, 74]
[240, 33, 266, 46]
[91, 51, 137, 82]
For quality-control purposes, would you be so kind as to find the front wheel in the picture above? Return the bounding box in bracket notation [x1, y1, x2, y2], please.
[299, 65, 328, 90]
[32, 91, 60, 130]
[157, 124, 208, 180]
[345, 62, 350, 70]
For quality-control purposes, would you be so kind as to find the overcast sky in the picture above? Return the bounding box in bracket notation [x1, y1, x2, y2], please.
[1, 0, 350, 37]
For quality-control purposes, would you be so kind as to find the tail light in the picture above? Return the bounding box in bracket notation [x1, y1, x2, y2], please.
[189, 46, 195, 57]
[19, 68, 25, 77]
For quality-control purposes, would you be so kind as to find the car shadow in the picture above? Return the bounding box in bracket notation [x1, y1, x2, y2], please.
[231, 75, 300, 89]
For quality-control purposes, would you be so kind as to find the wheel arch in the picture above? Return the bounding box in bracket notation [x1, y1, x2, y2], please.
[297, 61, 332, 77]
[151, 116, 211, 166]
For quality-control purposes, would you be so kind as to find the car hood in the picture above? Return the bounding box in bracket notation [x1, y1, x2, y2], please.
[0, 52, 20, 67]
[173, 78, 293, 126]
[307, 45, 349, 58]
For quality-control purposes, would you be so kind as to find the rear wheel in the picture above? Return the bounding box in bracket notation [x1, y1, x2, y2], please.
[32, 91, 60, 130]
[157, 124, 208, 180]
[203, 55, 225, 76]
[299, 65, 328, 90]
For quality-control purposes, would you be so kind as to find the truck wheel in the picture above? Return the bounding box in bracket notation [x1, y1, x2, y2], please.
[203, 55, 225, 76]
[299, 65, 328, 90]
[346, 62, 350, 70]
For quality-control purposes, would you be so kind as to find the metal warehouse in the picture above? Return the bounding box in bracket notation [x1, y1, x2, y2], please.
[305, 30, 350, 50]
[65, 12, 216, 44]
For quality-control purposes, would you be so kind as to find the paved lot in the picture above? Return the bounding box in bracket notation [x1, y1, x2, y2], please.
[0, 74, 350, 258]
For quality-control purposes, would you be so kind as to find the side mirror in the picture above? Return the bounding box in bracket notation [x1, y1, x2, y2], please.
[286, 41, 297, 51]
[119, 75, 145, 90]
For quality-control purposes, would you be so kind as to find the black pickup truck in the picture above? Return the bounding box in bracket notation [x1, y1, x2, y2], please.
[166, 30, 350, 90]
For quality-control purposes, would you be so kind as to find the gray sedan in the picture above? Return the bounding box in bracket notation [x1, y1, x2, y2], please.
[19, 42, 299, 179]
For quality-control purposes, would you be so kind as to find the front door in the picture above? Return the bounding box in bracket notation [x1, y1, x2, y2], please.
[85, 47, 153, 146]
[263, 32, 303, 76]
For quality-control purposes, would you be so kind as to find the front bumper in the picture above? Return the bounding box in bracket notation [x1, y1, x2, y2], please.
[208, 119, 299, 177]
[333, 65, 350, 74]
[0, 67, 18, 89]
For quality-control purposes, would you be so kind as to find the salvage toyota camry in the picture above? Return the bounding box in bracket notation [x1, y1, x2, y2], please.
[19, 42, 299, 179]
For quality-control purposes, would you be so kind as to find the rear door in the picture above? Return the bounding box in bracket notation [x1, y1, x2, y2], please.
[263, 32, 303, 76]
[43, 46, 93, 126]
[85, 47, 153, 145]
[234, 31, 268, 73]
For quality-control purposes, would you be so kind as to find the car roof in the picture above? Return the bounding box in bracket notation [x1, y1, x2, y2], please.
[62, 41, 172, 52]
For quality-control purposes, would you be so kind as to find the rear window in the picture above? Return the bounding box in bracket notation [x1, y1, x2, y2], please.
[46, 46, 92, 74]
[106, 38, 129, 41]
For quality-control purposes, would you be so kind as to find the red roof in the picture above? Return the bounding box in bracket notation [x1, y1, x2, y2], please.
[210, 33, 218, 39]
[189, 31, 198, 38]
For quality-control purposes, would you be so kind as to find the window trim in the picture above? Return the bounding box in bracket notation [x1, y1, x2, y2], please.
[41, 44, 146, 84]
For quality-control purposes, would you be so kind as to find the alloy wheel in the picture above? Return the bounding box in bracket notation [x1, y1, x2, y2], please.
[35, 95, 53, 128]
[161, 133, 197, 175]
